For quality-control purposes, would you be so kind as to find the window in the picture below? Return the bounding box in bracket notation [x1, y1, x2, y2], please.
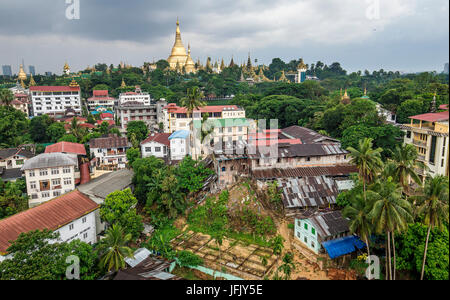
[406, 131, 411, 139]
[64, 178, 72, 185]
[52, 179, 61, 186]
[63, 167, 71, 174]
[145, 147, 152, 152]
[222, 167, 226, 172]
[82, 217, 87, 223]
[39, 169, 48, 176]
[155, 147, 161, 152]
[29, 170, 35, 177]
[53, 191, 61, 197]
[311, 241, 315, 248]
[238, 126, 243, 132]
[304, 237, 308, 244]
[311, 228, 316, 235]
[83, 233, 88, 239]
[69, 224, 74, 230]
[31, 194, 38, 199]
[304, 223, 308, 230]
[15, 159, 24, 165]
[228, 127, 232, 133]
[51, 168, 59, 175]
[41, 192, 50, 198]
[30, 181, 37, 189]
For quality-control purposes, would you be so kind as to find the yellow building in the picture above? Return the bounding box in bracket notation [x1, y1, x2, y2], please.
[400, 108, 449, 180]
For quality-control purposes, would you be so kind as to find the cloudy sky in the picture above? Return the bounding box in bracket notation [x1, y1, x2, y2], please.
[1, 0, 448, 75]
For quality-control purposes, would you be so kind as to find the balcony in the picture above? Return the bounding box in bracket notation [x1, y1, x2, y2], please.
[417, 155, 426, 162]
[412, 139, 428, 148]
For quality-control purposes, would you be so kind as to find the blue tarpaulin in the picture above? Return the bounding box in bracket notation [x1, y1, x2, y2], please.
[322, 236, 366, 259]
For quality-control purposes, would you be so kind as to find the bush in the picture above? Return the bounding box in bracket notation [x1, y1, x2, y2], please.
[176, 250, 204, 268]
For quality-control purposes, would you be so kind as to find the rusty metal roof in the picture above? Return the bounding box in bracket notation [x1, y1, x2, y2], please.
[306, 211, 349, 239]
[281, 126, 339, 144]
[0, 190, 99, 253]
[252, 165, 357, 180]
[248, 143, 348, 159]
[278, 176, 339, 209]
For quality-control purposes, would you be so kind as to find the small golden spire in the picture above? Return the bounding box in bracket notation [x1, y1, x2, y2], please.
[69, 78, 79, 87]
[18, 64, 27, 81]
[20, 79, 25, 89]
[29, 73, 36, 86]
[121, 78, 126, 88]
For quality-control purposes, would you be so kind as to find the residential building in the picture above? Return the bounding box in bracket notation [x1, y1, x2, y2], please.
[140, 133, 171, 159]
[162, 104, 246, 133]
[21, 153, 78, 207]
[45, 141, 87, 156]
[400, 109, 449, 180]
[89, 134, 132, 169]
[169, 130, 190, 161]
[11, 93, 29, 116]
[29, 84, 81, 117]
[87, 90, 116, 111]
[294, 211, 365, 259]
[118, 86, 151, 106]
[0, 148, 34, 182]
[0, 190, 99, 262]
[117, 101, 157, 132]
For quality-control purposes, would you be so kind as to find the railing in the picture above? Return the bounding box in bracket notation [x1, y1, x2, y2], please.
[412, 139, 428, 147]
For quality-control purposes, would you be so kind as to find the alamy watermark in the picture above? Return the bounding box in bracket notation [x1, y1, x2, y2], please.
[66, 255, 80, 280]
[365, 255, 380, 280]
[65, 0, 80, 20]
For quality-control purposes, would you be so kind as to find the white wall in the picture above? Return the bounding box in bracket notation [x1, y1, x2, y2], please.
[141, 141, 168, 158]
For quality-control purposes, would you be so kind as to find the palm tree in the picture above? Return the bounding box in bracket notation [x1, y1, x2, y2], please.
[413, 175, 449, 280]
[98, 224, 134, 273]
[181, 87, 205, 159]
[343, 194, 373, 260]
[368, 178, 413, 280]
[69, 117, 86, 142]
[390, 144, 425, 194]
[278, 252, 295, 280]
[347, 138, 383, 201]
[0, 89, 14, 106]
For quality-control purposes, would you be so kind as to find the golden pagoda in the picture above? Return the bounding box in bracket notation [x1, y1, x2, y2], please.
[184, 44, 196, 74]
[69, 78, 79, 87]
[29, 73, 36, 86]
[121, 78, 126, 88]
[20, 79, 26, 89]
[278, 70, 289, 83]
[63, 62, 70, 75]
[18, 64, 27, 81]
[220, 59, 225, 71]
[297, 58, 307, 70]
[341, 89, 351, 104]
[229, 56, 235, 68]
[258, 68, 271, 82]
[167, 18, 188, 70]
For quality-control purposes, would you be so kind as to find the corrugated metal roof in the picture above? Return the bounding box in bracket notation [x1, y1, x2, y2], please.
[252, 165, 357, 180]
[169, 130, 190, 140]
[322, 236, 366, 259]
[21, 153, 77, 170]
[279, 176, 339, 209]
[0, 190, 99, 253]
[45, 142, 86, 156]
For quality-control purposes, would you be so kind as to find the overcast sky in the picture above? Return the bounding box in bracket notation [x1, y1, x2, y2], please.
[0, 0, 448, 75]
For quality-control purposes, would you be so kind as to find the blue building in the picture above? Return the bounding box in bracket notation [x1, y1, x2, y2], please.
[2, 65, 12, 77]
[28, 65, 36, 76]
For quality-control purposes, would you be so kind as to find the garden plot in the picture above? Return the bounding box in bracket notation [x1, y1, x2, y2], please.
[171, 231, 278, 280]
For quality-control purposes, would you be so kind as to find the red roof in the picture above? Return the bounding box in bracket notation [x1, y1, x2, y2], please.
[439, 104, 449, 111]
[100, 113, 114, 119]
[250, 139, 302, 146]
[0, 190, 99, 253]
[164, 104, 241, 114]
[410, 111, 449, 122]
[65, 117, 87, 123]
[80, 123, 96, 129]
[93, 90, 109, 97]
[45, 142, 87, 156]
[30, 86, 80, 92]
[97, 120, 115, 126]
[141, 133, 171, 147]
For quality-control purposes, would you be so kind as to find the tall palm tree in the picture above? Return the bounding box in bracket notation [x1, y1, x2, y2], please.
[390, 144, 425, 194]
[343, 194, 374, 259]
[69, 117, 86, 142]
[98, 224, 134, 273]
[181, 87, 205, 159]
[413, 175, 449, 280]
[347, 138, 383, 200]
[368, 178, 413, 280]
[0, 89, 14, 106]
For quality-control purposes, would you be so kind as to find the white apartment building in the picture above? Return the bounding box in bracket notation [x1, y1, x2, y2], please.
[29, 85, 81, 117]
[140, 133, 171, 159]
[169, 130, 190, 161]
[87, 90, 116, 111]
[0, 190, 99, 262]
[162, 104, 246, 133]
[21, 153, 78, 207]
[89, 134, 132, 169]
[119, 86, 151, 106]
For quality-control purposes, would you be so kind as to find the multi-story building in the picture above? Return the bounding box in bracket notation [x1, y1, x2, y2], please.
[0, 147, 34, 182]
[2, 65, 12, 77]
[11, 93, 30, 116]
[400, 108, 449, 180]
[118, 86, 151, 106]
[89, 134, 132, 169]
[140, 133, 171, 159]
[29, 83, 81, 117]
[0, 190, 99, 262]
[28, 65, 36, 76]
[162, 104, 246, 133]
[21, 153, 78, 207]
[87, 90, 116, 111]
[169, 130, 190, 161]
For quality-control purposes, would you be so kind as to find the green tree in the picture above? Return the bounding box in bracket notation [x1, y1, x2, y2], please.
[0, 179, 28, 219]
[413, 175, 449, 280]
[0, 88, 14, 106]
[100, 189, 144, 240]
[175, 156, 214, 194]
[347, 138, 383, 201]
[368, 178, 413, 280]
[278, 252, 295, 280]
[68, 117, 87, 142]
[0, 106, 30, 147]
[126, 121, 148, 146]
[270, 235, 285, 256]
[46, 122, 66, 143]
[126, 148, 141, 166]
[98, 224, 134, 273]
[389, 144, 424, 193]
[30, 114, 54, 143]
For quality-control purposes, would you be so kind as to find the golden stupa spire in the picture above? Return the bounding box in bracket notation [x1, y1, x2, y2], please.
[29, 73, 36, 86]
[121, 78, 126, 88]
[20, 79, 25, 89]
[69, 78, 79, 87]
[185, 44, 196, 74]
[168, 18, 188, 70]
[278, 70, 289, 82]
[18, 64, 27, 81]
